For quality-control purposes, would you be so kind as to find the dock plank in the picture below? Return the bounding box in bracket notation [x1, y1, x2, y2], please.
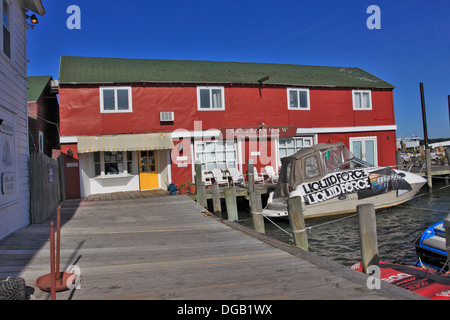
[0, 192, 424, 300]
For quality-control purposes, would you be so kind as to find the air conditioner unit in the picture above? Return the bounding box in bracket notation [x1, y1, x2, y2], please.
[160, 112, 174, 122]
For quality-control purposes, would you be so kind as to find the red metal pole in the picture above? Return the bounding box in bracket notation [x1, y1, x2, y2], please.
[56, 206, 61, 281]
[50, 221, 56, 300]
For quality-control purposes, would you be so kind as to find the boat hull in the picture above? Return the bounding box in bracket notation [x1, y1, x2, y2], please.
[414, 221, 448, 271]
[263, 170, 426, 219]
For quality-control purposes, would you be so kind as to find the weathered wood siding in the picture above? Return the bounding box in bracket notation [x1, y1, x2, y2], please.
[0, 0, 29, 240]
[29, 153, 62, 224]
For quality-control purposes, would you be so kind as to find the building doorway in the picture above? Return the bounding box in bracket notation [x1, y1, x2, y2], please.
[350, 137, 377, 166]
[139, 150, 158, 190]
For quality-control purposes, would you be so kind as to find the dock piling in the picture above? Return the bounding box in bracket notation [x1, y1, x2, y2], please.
[247, 159, 255, 192]
[287, 196, 308, 250]
[425, 148, 432, 189]
[224, 186, 238, 222]
[249, 191, 265, 234]
[357, 203, 379, 274]
[197, 181, 207, 208]
[195, 161, 207, 208]
[211, 182, 222, 218]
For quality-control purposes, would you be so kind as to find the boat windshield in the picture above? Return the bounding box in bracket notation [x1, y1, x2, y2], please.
[320, 145, 372, 174]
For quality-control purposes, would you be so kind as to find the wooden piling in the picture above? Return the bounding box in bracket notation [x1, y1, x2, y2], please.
[247, 159, 254, 192]
[426, 148, 432, 189]
[444, 214, 450, 266]
[396, 151, 403, 170]
[224, 186, 238, 222]
[357, 203, 379, 274]
[249, 191, 265, 234]
[445, 148, 450, 166]
[211, 182, 222, 218]
[287, 196, 308, 250]
[197, 181, 207, 209]
[194, 161, 207, 207]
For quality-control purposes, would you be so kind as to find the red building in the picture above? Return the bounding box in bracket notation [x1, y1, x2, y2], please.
[27, 76, 60, 157]
[58, 56, 397, 199]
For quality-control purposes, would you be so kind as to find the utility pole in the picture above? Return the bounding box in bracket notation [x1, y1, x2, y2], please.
[448, 95, 450, 130]
[420, 83, 432, 188]
[419, 83, 429, 149]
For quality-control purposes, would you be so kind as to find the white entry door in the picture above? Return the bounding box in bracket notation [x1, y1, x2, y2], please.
[350, 137, 377, 166]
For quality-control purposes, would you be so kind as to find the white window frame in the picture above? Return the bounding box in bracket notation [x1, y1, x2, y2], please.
[349, 136, 378, 166]
[352, 90, 372, 110]
[100, 86, 133, 113]
[1, 0, 12, 59]
[278, 136, 314, 166]
[287, 88, 310, 110]
[194, 140, 237, 171]
[93, 151, 134, 177]
[197, 86, 225, 111]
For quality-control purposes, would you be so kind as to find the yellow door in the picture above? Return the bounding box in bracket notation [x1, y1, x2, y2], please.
[139, 150, 159, 190]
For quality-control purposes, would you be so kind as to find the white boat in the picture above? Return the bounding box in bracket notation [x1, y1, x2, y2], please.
[263, 142, 427, 219]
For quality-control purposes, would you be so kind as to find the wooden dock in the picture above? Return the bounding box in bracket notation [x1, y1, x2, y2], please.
[0, 191, 422, 300]
[409, 164, 450, 178]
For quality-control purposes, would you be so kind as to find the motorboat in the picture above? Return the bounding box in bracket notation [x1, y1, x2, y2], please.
[351, 261, 450, 300]
[263, 142, 427, 219]
[414, 221, 448, 271]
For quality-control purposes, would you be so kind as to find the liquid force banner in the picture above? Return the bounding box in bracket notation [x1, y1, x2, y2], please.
[299, 169, 371, 205]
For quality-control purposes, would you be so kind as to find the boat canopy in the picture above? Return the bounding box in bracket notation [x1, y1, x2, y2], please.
[274, 142, 371, 198]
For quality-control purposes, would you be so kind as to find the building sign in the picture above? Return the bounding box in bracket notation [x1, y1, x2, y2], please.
[1, 172, 15, 194]
[299, 169, 371, 205]
[220, 126, 297, 139]
[0, 121, 14, 136]
[0, 118, 16, 203]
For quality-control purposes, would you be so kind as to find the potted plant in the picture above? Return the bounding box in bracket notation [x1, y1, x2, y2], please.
[179, 183, 186, 195]
[187, 180, 196, 195]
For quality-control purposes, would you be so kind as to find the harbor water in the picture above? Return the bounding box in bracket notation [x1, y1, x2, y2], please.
[235, 183, 450, 267]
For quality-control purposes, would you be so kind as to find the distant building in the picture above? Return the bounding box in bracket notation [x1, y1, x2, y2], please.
[397, 135, 421, 150]
[27, 75, 60, 157]
[58, 56, 398, 199]
[0, 0, 45, 240]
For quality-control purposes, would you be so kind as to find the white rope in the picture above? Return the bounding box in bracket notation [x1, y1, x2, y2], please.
[262, 214, 293, 237]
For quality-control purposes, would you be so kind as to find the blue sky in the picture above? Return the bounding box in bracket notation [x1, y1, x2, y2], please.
[27, 0, 450, 139]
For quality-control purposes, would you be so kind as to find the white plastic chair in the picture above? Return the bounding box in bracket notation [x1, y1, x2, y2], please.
[264, 165, 279, 183]
[201, 172, 212, 187]
[253, 167, 265, 184]
[227, 168, 245, 186]
[211, 169, 229, 186]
